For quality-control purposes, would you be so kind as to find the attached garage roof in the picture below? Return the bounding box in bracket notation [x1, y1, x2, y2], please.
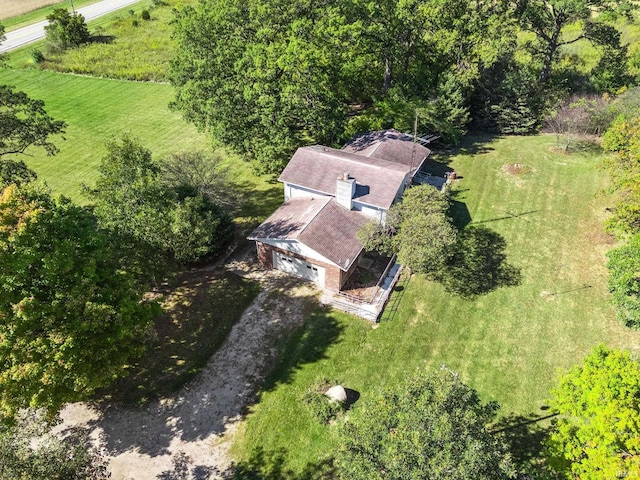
[249, 196, 369, 270]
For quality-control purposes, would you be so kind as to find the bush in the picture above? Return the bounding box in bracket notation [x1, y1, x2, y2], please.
[141, 9, 151, 20]
[302, 380, 346, 424]
[607, 234, 640, 329]
[31, 49, 45, 64]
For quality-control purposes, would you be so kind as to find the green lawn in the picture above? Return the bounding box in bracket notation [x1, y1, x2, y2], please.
[0, 67, 205, 201]
[232, 134, 640, 473]
[0, 67, 280, 215]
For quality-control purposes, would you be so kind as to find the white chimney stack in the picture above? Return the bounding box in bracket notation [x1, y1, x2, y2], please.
[336, 172, 356, 209]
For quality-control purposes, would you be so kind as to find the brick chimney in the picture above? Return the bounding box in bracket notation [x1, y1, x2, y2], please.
[336, 172, 356, 210]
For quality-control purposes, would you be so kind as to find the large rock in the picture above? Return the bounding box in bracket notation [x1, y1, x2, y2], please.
[324, 385, 347, 403]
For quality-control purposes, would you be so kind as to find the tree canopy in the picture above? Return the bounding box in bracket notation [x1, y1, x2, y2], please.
[602, 113, 640, 235]
[358, 185, 457, 275]
[88, 135, 234, 264]
[169, 0, 514, 173]
[336, 368, 515, 479]
[518, 0, 634, 87]
[0, 412, 108, 479]
[607, 233, 640, 328]
[545, 345, 640, 479]
[0, 184, 156, 420]
[0, 85, 66, 159]
[44, 8, 90, 52]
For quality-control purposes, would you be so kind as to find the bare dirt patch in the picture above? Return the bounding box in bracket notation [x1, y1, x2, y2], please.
[0, 1, 62, 21]
[501, 163, 532, 176]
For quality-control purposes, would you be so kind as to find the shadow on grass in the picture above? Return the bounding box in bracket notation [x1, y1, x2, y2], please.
[220, 447, 335, 479]
[90, 34, 116, 44]
[492, 411, 558, 478]
[62, 275, 331, 459]
[436, 226, 521, 299]
[259, 303, 344, 393]
[472, 209, 539, 225]
[450, 197, 472, 229]
[233, 181, 283, 221]
[379, 271, 411, 323]
[432, 133, 499, 163]
[102, 270, 261, 406]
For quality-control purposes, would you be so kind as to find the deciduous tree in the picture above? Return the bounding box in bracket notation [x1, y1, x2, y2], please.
[606, 234, 640, 328]
[336, 368, 515, 479]
[0, 411, 109, 479]
[0, 159, 37, 188]
[517, 0, 633, 85]
[169, 0, 514, 172]
[0, 184, 156, 420]
[0, 85, 66, 158]
[88, 135, 233, 264]
[44, 8, 90, 51]
[602, 113, 640, 235]
[545, 345, 640, 478]
[359, 185, 457, 276]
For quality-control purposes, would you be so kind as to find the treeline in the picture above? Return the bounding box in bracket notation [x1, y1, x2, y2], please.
[169, 0, 639, 173]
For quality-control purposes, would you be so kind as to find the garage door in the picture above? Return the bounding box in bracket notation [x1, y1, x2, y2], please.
[273, 252, 325, 286]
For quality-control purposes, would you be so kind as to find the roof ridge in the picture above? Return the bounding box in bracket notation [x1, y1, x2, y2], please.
[305, 145, 407, 172]
[296, 196, 331, 236]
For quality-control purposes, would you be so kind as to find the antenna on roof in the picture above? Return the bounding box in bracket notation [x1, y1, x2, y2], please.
[409, 109, 418, 183]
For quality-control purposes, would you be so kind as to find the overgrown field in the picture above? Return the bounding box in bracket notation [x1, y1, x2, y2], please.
[40, 0, 186, 81]
[232, 134, 640, 473]
[7, 0, 194, 81]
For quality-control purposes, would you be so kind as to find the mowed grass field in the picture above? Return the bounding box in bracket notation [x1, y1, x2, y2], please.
[232, 135, 640, 472]
[0, 68, 202, 201]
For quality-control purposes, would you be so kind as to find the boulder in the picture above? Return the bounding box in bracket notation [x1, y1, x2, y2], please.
[324, 385, 347, 403]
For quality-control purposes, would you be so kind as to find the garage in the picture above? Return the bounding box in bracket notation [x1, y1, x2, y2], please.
[273, 252, 325, 286]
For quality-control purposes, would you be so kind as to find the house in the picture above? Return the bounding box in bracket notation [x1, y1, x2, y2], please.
[248, 129, 431, 291]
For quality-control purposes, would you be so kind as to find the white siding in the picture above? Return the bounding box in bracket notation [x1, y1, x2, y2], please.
[284, 183, 330, 201]
[352, 201, 387, 223]
[258, 238, 338, 268]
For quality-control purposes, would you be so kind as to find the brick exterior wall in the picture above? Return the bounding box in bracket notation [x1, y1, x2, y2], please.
[255, 241, 362, 291]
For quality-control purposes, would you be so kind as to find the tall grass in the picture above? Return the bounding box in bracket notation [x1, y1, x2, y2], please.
[40, 0, 183, 81]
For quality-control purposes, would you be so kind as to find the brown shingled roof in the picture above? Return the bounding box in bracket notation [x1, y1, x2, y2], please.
[248, 196, 368, 270]
[298, 200, 369, 270]
[278, 145, 408, 210]
[248, 196, 331, 241]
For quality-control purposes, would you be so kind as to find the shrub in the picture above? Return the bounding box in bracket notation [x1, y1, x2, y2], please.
[31, 49, 45, 64]
[141, 9, 151, 21]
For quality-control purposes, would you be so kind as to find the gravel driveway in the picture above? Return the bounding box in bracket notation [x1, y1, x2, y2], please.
[56, 259, 315, 479]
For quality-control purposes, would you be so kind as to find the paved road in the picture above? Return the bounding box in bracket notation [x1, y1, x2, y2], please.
[0, 0, 142, 53]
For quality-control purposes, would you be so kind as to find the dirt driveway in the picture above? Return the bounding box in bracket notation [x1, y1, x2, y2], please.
[56, 259, 316, 479]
